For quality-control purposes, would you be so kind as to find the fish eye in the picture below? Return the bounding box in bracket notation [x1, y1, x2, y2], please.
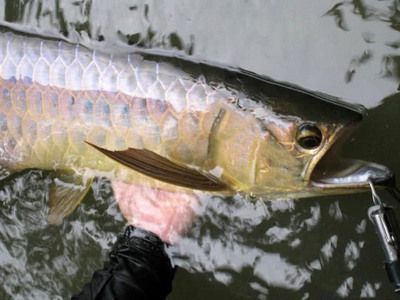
[296, 124, 323, 150]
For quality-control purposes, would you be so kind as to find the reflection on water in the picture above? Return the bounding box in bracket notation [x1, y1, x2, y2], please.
[0, 174, 124, 299]
[0, 0, 399, 299]
[2, 172, 391, 299]
[1, 0, 399, 107]
[2, 175, 396, 299]
[3, 0, 195, 54]
[324, 0, 400, 87]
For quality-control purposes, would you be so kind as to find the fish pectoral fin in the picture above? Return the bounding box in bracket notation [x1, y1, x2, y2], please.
[86, 141, 228, 191]
[48, 172, 93, 225]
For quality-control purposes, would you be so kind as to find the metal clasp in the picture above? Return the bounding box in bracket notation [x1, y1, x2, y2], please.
[368, 180, 400, 292]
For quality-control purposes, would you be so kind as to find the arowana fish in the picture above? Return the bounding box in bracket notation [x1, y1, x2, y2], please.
[0, 31, 392, 223]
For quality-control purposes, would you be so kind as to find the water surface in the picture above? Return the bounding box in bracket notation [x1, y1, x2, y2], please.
[0, 1, 400, 299]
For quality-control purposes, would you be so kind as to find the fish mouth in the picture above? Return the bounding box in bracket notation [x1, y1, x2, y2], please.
[310, 157, 393, 189]
[305, 124, 393, 190]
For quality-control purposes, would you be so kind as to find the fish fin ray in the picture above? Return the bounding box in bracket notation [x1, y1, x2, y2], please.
[48, 172, 93, 225]
[86, 141, 228, 191]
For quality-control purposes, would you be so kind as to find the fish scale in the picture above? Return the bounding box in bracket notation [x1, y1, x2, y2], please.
[0, 32, 246, 188]
[0, 30, 376, 201]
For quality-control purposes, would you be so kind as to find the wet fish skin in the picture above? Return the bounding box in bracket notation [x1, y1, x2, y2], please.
[0, 31, 363, 197]
[0, 33, 220, 175]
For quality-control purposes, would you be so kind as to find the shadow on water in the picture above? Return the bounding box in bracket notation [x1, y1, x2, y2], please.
[344, 92, 400, 173]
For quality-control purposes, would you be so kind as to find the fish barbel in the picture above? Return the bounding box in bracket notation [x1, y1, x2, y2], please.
[0, 31, 392, 222]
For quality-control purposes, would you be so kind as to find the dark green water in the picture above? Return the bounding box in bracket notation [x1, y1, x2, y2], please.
[0, 1, 400, 299]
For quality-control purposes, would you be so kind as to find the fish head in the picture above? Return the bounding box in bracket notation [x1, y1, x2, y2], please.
[244, 84, 393, 198]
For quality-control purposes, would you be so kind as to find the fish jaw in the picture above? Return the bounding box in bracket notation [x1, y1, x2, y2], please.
[300, 116, 394, 194]
[306, 126, 393, 192]
[310, 158, 393, 190]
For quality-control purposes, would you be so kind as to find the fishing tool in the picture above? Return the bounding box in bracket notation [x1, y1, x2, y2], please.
[368, 181, 400, 293]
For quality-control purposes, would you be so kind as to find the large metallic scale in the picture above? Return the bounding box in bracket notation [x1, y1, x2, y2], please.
[0, 31, 391, 214]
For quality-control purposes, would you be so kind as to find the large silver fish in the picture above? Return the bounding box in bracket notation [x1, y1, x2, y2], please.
[0, 31, 391, 223]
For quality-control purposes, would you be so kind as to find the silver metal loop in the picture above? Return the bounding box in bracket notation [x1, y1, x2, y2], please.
[369, 180, 383, 206]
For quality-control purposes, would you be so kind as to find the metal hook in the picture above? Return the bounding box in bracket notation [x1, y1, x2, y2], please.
[369, 180, 383, 206]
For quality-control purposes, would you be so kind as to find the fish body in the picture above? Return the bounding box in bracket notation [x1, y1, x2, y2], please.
[0, 31, 391, 213]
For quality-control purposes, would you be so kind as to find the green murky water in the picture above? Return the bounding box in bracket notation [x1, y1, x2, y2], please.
[0, 1, 400, 299]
